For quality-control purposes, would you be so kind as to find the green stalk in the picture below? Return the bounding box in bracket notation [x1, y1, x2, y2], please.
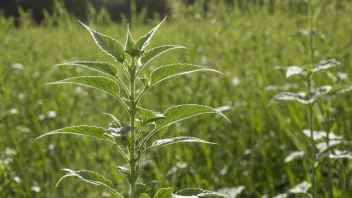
[128, 58, 139, 198]
[308, 0, 317, 196]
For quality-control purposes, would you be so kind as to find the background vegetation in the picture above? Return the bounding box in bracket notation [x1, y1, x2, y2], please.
[1, 0, 352, 197]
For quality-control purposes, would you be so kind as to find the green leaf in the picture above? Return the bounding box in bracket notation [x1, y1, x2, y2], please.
[140, 45, 185, 67]
[140, 194, 151, 198]
[329, 150, 352, 160]
[136, 183, 153, 197]
[154, 188, 173, 198]
[136, 16, 166, 51]
[79, 21, 124, 63]
[138, 107, 165, 125]
[175, 188, 229, 198]
[47, 76, 120, 98]
[57, 169, 123, 198]
[150, 64, 221, 87]
[284, 151, 305, 163]
[156, 104, 230, 131]
[274, 65, 305, 78]
[36, 125, 114, 142]
[146, 136, 216, 151]
[108, 123, 135, 137]
[124, 24, 138, 56]
[56, 61, 118, 77]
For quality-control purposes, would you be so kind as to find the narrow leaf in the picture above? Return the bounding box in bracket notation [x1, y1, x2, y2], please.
[57, 169, 123, 197]
[302, 129, 343, 141]
[56, 61, 118, 77]
[136, 183, 153, 197]
[47, 76, 120, 98]
[79, 21, 124, 63]
[154, 187, 173, 198]
[147, 136, 216, 151]
[156, 104, 230, 131]
[36, 125, 114, 142]
[329, 150, 352, 160]
[124, 24, 137, 55]
[140, 45, 185, 67]
[150, 64, 221, 87]
[138, 107, 165, 125]
[175, 188, 229, 198]
[288, 181, 311, 194]
[136, 16, 166, 51]
[284, 151, 305, 163]
[312, 59, 340, 73]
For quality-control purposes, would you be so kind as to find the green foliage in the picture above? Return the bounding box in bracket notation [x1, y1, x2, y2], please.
[2, 1, 352, 197]
[37, 17, 228, 198]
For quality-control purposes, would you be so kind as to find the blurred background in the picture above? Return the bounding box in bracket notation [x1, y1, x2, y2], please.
[1, 0, 352, 197]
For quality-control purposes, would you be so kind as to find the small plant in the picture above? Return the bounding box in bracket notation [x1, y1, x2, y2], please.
[37, 17, 230, 198]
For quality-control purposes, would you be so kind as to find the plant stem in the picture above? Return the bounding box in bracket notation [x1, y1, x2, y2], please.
[128, 58, 138, 198]
[308, 0, 317, 196]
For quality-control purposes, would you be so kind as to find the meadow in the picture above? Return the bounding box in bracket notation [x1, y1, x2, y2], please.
[1, 1, 352, 197]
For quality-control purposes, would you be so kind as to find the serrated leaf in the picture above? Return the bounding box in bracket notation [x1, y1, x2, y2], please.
[140, 194, 151, 198]
[136, 16, 166, 51]
[288, 181, 311, 194]
[150, 64, 221, 87]
[136, 183, 153, 197]
[47, 76, 120, 98]
[154, 188, 173, 198]
[156, 104, 230, 131]
[140, 45, 185, 67]
[56, 61, 118, 77]
[284, 151, 305, 163]
[116, 166, 130, 175]
[146, 136, 216, 151]
[79, 21, 124, 63]
[36, 125, 114, 142]
[175, 188, 229, 198]
[57, 169, 123, 197]
[329, 150, 352, 160]
[124, 24, 137, 55]
[302, 129, 343, 141]
[138, 107, 165, 125]
[312, 59, 340, 73]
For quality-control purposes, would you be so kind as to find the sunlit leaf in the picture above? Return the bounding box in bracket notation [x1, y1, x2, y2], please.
[57, 169, 123, 197]
[140, 45, 185, 67]
[138, 107, 165, 125]
[316, 140, 345, 153]
[329, 150, 352, 160]
[312, 59, 340, 73]
[116, 166, 130, 175]
[79, 21, 124, 63]
[288, 181, 311, 194]
[108, 122, 135, 137]
[136, 16, 166, 51]
[284, 151, 305, 163]
[47, 76, 120, 98]
[146, 136, 216, 151]
[124, 24, 138, 56]
[150, 64, 221, 87]
[36, 125, 114, 142]
[174, 188, 229, 198]
[217, 186, 245, 198]
[156, 104, 230, 131]
[56, 61, 118, 77]
[154, 187, 173, 198]
[302, 129, 343, 141]
[274, 65, 305, 78]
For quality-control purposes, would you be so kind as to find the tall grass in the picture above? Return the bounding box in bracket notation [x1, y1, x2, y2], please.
[1, 1, 352, 197]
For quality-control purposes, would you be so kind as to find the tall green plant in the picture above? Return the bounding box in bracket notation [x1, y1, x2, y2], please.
[37, 17, 230, 198]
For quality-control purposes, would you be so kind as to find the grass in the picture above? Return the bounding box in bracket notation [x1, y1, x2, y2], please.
[1, 1, 352, 197]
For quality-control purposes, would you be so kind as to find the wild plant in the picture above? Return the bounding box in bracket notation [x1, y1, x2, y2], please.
[37, 17, 230, 198]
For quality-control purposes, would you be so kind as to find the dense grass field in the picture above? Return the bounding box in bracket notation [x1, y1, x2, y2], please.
[1, 1, 352, 197]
